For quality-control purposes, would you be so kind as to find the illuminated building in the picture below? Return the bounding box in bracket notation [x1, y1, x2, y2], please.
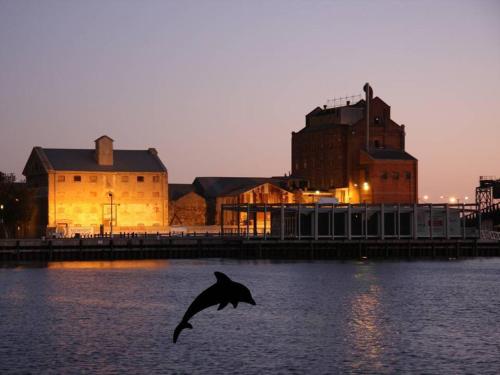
[23, 135, 168, 237]
[291, 83, 418, 204]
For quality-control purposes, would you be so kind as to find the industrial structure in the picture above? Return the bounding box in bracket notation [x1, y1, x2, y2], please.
[291, 83, 418, 204]
[22, 136, 169, 237]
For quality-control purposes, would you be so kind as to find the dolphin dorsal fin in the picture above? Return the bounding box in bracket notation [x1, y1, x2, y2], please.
[214, 272, 232, 284]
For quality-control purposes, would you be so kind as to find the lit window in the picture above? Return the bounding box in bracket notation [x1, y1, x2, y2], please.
[137, 192, 144, 198]
[137, 176, 144, 183]
[90, 192, 97, 197]
[57, 175, 65, 182]
[152, 175, 160, 183]
[153, 192, 160, 197]
[74, 176, 82, 182]
[89, 176, 97, 183]
[121, 176, 129, 183]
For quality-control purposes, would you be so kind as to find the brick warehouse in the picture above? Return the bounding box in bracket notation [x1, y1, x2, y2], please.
[291, 83, 417, 204]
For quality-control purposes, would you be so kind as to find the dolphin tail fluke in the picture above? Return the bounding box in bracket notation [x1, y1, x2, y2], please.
[173, 321, 193, 343]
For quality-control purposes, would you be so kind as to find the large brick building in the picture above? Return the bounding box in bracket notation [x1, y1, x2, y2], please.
[291, 84, 417, 204]
[23, 136, 169, 237]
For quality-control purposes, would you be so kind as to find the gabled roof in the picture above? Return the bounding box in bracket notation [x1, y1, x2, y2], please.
[365, 148, 417, 161]
[193, 177, 285, 198]
[23, 147, 167, 174]
[169, 183, 197, 201]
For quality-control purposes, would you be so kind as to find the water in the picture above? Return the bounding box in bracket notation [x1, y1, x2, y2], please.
[1, 259, 500, 374]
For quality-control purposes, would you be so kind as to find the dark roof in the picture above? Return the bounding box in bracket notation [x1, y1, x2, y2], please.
[41, 148, 167, 172]
[367, 149, 417, 161]
[169, 184, 196, 201]
[193, 177, 282, 198]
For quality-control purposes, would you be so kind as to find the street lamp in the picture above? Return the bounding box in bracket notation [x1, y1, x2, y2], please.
[108, 192, 113, 237]
[0, 204, 4, 225]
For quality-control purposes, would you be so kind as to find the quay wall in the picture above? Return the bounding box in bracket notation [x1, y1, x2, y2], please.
[1, 238, 499, 262]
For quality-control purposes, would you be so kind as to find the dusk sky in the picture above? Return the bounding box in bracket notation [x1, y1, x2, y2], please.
[1, 0, 499, 202]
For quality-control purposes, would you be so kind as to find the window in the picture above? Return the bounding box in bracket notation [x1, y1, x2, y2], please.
[121, 176, 129, 183]
[405, 171, 411, 180]
[57, 175, 65, 182]
[89, 176, 97, 183]
[74, 176, 82, 182]
[137, 176, 144, 183]
[137, 192, 144, 198]
[152, 175, 160, 183]
[152, 192, 160, 198]
[392, 172, 400, 180]
[381, 171, 388, 180]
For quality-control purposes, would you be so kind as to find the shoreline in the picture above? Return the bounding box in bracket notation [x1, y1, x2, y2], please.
[1, 237, 499, 262]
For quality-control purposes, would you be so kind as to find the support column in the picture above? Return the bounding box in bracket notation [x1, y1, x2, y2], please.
[462, 204, 466, 239]
[413, 203, 418, 239]
[477, 203, 481, 239]
[445, 204, 450, 239]
[280, 203, 285, 241]
[331, 204, 335, 240]
[347, 205, 352, 240]
[246, 204, 250, 240]
[364, 203, 368, 240]
[429, 204, 433, 239]
[237, 205, 240, 237]
[314, 203, 319, 240]
[298, 203, 301, 240]
[220, 204, 224, 236]
[263, 204, 267, 240]
[397, 204, 401, 239]
[381, 204, 385, 240]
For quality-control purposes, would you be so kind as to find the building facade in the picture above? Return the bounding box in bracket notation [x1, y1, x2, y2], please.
[23, 136, 168, 237]
[291, 84, 418, 204]
[169, 184, 207, 227]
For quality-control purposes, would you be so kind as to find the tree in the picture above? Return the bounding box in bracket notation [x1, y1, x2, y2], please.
[0, 172, 34, 238]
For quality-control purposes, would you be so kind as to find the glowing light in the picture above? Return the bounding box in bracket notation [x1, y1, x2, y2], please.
[0, 204, 3, 210]
[423, 195, 429, 201]
[440, 195, 444, 199]
[449, 197, 457, 204]
[354, 183, 358, 187]
[315, 190, 320, 194]
[362, 182, 370, 191]
[464, 196, 469, 201]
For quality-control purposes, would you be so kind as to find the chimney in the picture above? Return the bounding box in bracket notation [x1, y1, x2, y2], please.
[95, 135, 114, 166]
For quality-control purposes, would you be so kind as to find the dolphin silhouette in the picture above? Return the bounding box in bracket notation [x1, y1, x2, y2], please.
[173, 271, 256, 343]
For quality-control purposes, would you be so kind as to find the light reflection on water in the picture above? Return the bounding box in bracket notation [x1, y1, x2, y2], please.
[0, 259, 500, 374]
[47, 260, 171, 269]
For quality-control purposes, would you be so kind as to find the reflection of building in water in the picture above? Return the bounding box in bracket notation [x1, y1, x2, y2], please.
[349, 268, 384, 369]
[23, 135, 168, 237]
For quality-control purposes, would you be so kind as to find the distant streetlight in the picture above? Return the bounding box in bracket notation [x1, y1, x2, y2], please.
[0, 204, 4, 224]
[423, 195, 429, 201]
[108, 192, 113, 237]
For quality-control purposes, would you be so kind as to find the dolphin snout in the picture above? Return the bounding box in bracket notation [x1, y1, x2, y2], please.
[249, 297, 256, 305]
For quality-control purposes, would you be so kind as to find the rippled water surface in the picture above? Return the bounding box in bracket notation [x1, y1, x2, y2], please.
[1, 258, 500, 374]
